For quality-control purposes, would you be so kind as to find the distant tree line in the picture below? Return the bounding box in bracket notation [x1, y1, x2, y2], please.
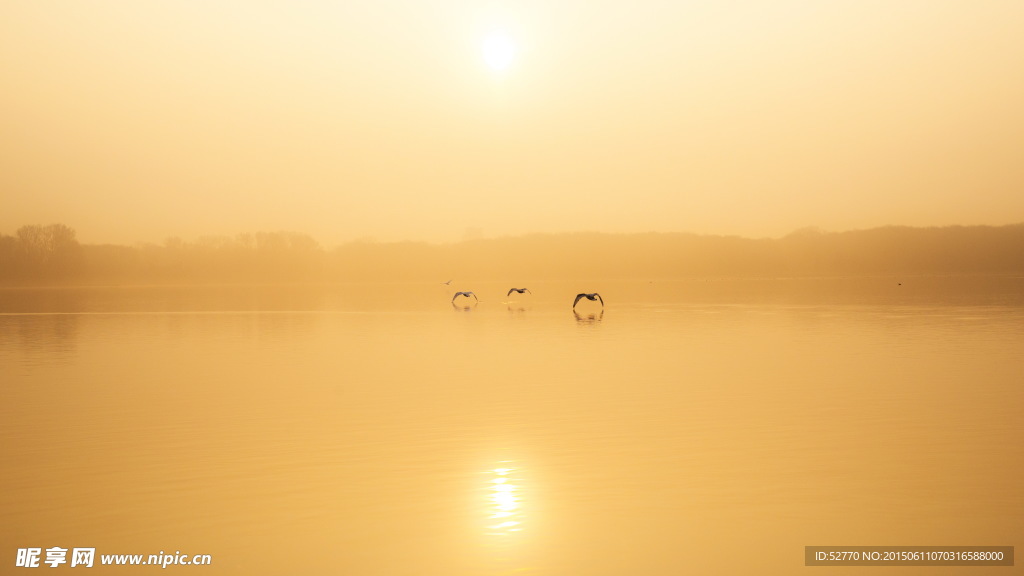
[340, 224, 1024, 282]
[1, 226, 324, 284]
[0, 224, 84, 281]
[1, 223, 1022, 285]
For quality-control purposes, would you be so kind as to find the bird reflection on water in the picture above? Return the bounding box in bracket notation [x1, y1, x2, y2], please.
[573, 309, 604, 324]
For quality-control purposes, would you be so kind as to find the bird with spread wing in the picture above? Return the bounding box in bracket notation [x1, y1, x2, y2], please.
[573, 293, 604, 308]
[452, 291, 479, 302]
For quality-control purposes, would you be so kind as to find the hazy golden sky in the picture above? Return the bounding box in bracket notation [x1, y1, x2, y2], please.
[2, 1, 1022, 245]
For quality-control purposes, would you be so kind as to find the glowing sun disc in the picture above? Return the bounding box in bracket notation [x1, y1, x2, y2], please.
[482, 32, 516, 71]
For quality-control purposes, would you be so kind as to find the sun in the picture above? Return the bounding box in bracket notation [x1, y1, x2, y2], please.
[481, 31, 516, 71]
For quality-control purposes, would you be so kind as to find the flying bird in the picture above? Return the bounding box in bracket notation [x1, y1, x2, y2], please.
[506, 288, 531, 297]
[441, 279, 453, 285]
[452, 291, 479, 302]
[573, 293, 604, 308]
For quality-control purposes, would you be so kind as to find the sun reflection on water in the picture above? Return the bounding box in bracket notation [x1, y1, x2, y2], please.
[485, 463, 524, 537]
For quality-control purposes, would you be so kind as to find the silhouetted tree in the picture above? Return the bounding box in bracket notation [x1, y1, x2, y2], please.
[0, 223, 83, 281]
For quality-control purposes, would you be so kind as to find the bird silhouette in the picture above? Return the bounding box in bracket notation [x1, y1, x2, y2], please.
[506, 288, 531, 297]
[573, 293, 604, 308]
[441, 279, 453, 285]
[452, 291, 479, 302]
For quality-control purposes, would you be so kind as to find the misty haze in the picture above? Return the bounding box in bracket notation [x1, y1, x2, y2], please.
[3, 1, 1023, 574]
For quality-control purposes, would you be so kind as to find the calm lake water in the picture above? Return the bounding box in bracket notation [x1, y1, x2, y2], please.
[2, 278, 1022, 574]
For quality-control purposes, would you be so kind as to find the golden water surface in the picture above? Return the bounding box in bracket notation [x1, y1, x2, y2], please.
[2, 279, 1021, 574]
